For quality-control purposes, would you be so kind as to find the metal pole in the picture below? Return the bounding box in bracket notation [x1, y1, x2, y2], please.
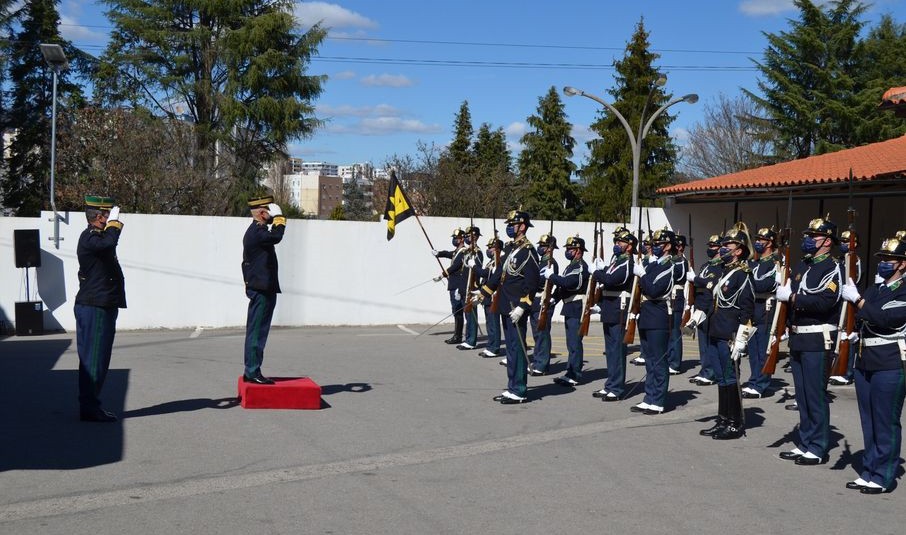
[49, 67, 60, 249]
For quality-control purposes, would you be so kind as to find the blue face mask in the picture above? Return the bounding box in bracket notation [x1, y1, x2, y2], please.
[537, 246, 547, 257]
[464, 237, 472, 245]
[651, 245, 664, 257]
[801, 236, 819, 255]
[839, 243, 849, 254]
[565, 249, 577, 261]
[452, 238, 461, 247]
[878, 261, 898, 280]
[719, 246, 734, 263]
[613, 244, 624, 256]
[753, 242, 766, 254]
[706, 248, 718, 259]
[485, 249, 494, 258]
[505, 225, 516, 239]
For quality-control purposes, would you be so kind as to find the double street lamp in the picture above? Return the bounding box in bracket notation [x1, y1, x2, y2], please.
[563, 78, 698, 225]
[39, 43, 68, 249]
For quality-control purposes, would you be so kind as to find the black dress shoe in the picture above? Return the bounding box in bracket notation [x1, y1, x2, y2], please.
[243, 374, 275, 385]
[700, 421, 727, 436]
[602, 393, 619, 402]
[779, 451, 803, 461]
[741, 390, 763, 399]
[499, 396, 527, 404]
[80, 408, 118, 423]
[444, 336, 463, 344]
[712, 425, 745, 440]
[493, 394, 507, 402]
[794, 455, 824, 466]
[527, 367, 545, 377]
[592, 389, 608, 398]
[845, 481, 867, 490]
[785, 403, 798, 411]
[860, 486, 885, 495]
[643, 408, 664, 415]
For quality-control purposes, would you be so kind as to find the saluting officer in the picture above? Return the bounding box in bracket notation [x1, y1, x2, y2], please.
[630, 228, 676, 415]
[74, 195, 126, 422]
[528, 234, 559, 376]
[829, 229, 862, 386]
[457, 225, 484, 350]
[699, 223, 755, 440]
[591, 227, 637, 401]
[667, 235, 690, 375]
[434, 228, 469, 345]
[478, 236, 504, 358]
[686, 234, 724, 386]
[776, 216, 843, 465]
[241, 195, 286, 385]
[477, 210, 540, 404]
[742, 227, 780, 399]
[840, 232, 906, 494]
[546, 235, 589, 387]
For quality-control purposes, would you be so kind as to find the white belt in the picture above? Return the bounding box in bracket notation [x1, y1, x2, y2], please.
[791, 324, 836, 334]
[673, 285, 685, 292]
[755, 293, 773, 300]
[863, 336, 903, 347]
[562, 294, 584, 304]
[600, 290, 626, 298]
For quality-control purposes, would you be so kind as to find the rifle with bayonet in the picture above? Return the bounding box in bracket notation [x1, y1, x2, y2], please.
[579, 220, 600, 337]
[537, 220, 555, 331]
[463, 219, 478, 314]
[832, 170, 858, 377]
[681, 213, 695, 326]
[623, 209, 645, 345]
[490, 214, 502, 313]
[593, 217, 605, 304]
[763, 193, 793, 375]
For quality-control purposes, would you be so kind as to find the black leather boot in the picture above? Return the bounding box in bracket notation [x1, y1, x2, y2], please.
[701, 385, 730, 436]
[700, 416, 727, 436]
[714, 385, 745, 440]
[445, 316, 464, 344]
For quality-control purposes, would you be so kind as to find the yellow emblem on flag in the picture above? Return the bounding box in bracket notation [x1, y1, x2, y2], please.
[383, 172, 415, 240]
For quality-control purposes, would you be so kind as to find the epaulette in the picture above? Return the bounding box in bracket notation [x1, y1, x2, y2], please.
[732, 261, 751, 273]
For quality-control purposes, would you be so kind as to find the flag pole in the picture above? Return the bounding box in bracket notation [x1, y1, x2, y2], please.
[413, 212, 449, 277]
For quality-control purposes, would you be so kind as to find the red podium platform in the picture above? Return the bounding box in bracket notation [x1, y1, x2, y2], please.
[237, 376, 322, 409]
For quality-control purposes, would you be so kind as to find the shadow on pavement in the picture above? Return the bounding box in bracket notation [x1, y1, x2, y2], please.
[123, 397, 240, 418]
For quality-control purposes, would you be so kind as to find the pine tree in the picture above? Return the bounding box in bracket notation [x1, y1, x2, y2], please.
[432, 101, 477, 217]
[851, 15, 906, 143]
[517, 86, 578, 221]
[578, 19, 677, 221]
[2, 0, 83, 216]
[342, 178, 370, 221]
[745, 0, 867, 157]
[447, 100, 475, 174]
[473, 123, 516, 217]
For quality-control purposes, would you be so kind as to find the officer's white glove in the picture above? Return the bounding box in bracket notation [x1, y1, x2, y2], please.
[775, 281, 792, 302]
[540, 266, 554, 279]
[267, 203, 283, 217]
[682, 308, 705, 334]
[594, 257, 606, 272]
[590, 304, 601, 314]
[633, 262, 646, 277]
[730, 325, 755, 361]
[509, 306, 525, 322]
[432, 249, 439, 256]
[107, 206, 120, 222]
[875, 273, 884, 284]
[775, 270, 785, 285]
[433, 275, 443, 282]
[686, 271, 695, 283]
[454, 288, 461, 301]
[848, 331, 859, 343]
[841, 277, 861, 303]
[466, 256, 476, 268]
[470, 290, 484, 305]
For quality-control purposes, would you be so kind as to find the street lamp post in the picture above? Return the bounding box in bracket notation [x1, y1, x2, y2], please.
[39, 43, 69, 249]
[563, 80, 697, 227]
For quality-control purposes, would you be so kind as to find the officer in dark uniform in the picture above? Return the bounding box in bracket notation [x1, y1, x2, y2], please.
[742, 227, 780, 398]
[528, 234, 558, 376]
[631, 235, 653, 367]
[435, 228, 468, 345]
[478, 236, 504, 358]
[829, 229, 862, 386]
[630, 228, 676, 415]
[241, 195, 286, 385]
[477, 210, 540, 404]
[457, 225, 484, 350]
[699, 223, 755, 440]
[686, 234, 724, 386]
[547, 235, 589, 387]
[74, 195, 126, 422]
[667, 235, 689, 375]
[840, 232, 906, 494]
[776, 216, 843, 465]
[591, 227, 637, 401]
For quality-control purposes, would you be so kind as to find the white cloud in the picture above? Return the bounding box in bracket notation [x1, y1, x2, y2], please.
[672, 127, 691, 144]
[294, 2, 378, 30]
[738, 0, 797, 16]
[59, 2, 108, 44]
[331, 70, 357, 80]
[570, 124, 598, 144]
[504, 122, 527, 139]
[360, 74, 414, 88]
[317, 103, 403, 118]
[326, 117, 442, 135]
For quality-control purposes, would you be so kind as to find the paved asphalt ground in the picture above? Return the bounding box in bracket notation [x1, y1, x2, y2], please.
[1, 325, 903, 534]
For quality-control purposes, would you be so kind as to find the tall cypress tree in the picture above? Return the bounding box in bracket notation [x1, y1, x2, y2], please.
[447, 100, 475, 174]
[2, 0, 83, 216]
[579, 18, 677, 221]
[474, 122, 515, 218]
[517, 86, 577, 221]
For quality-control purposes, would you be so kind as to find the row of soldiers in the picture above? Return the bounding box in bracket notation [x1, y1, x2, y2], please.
[432, 210, 906, 494]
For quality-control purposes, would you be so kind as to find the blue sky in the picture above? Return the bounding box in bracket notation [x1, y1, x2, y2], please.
[61, 0, 904, 168]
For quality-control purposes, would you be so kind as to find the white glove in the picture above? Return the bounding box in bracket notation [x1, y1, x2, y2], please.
[432, 249, 439, 256]
[682, 308, 705, 334]
[454, 288, 461, 301]
[775, 281, 792, 302]
[839, 331, 859, 344]
[432, 276, 442, 282]
[590, 304, 601, 314]
[594, 257, 606, 272]
[469, 290, 484, 305]
[509, 307, 525, 322]
[775, 270, 785, 285]
[768, 335, 777, 349]
[875, 273, 884, 284]
[730, 325, 754, 361]
[686, 271, 695, 283]
[633, 262, 646, 277]
[466, 256, 476, 268]
[540, 266, 553, 279]
[841, 277, 860, 303]
[107, 206, 120, 221]
[267, 203, 283, 217]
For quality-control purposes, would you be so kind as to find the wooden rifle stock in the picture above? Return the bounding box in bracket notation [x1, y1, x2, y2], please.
[489, 246, 501, 313]
[593, 223, 605, 304]
[463, 246, 478, 314]
[831, 231, 858, 376]
[579, 223, 600, 337]
[681, 218, 695, 326]
[537, 253, 554, 331]
[762, 244, 790, 375]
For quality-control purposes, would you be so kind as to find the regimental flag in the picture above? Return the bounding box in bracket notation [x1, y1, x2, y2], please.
[383, 171, 415, 240]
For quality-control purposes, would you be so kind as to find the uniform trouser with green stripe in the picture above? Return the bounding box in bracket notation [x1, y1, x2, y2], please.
[74, 304, 119, 411]
[244, 289, 278, 376]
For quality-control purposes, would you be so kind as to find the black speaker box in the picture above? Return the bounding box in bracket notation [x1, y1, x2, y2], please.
[15, 301, 43, 336]
[14, 229, 41, 268]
